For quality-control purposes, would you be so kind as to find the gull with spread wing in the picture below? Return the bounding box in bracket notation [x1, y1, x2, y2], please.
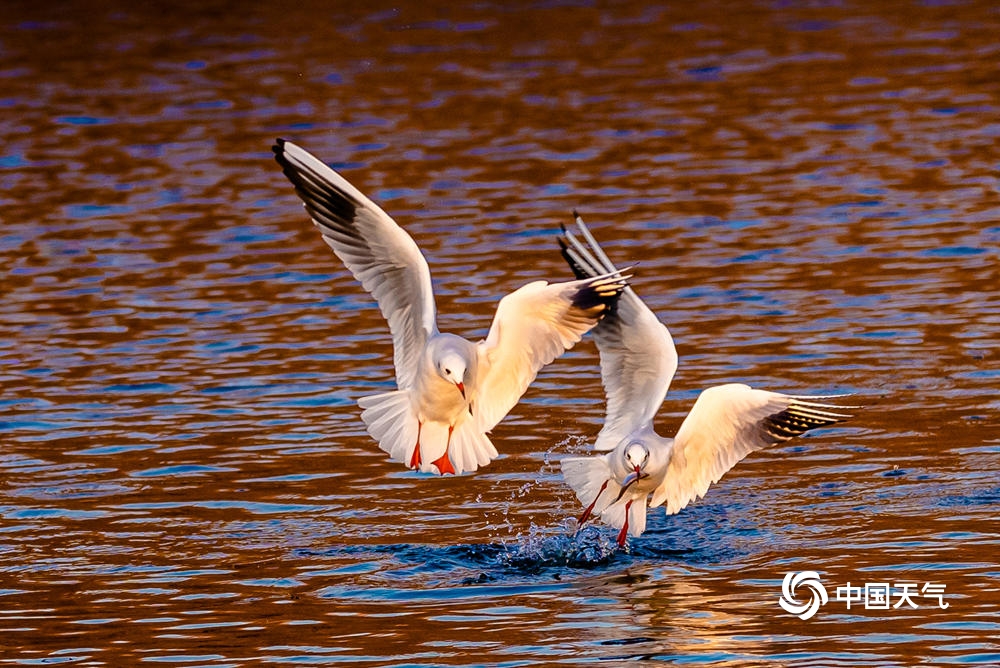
[273, 140, 628, 475]
[558, 215, 860, 546]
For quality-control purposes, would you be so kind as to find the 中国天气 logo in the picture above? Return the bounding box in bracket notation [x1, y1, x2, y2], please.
[779, 571, 829, 620]
[778, 571, 950, 619]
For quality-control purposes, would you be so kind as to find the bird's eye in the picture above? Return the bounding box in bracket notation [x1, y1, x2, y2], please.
[444, 368, 451, 375]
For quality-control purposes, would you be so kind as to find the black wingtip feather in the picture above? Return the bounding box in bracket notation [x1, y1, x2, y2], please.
[570, 275, 627, 313]
[272, 140, 359, 227]
[272, 138, 292, 171]
[761, 403, 853, 442]
[557, 236, 591, 281]
[272, 138, 288, 162]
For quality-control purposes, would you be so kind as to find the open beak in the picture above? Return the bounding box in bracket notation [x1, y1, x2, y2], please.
[456, 381, 466, 400]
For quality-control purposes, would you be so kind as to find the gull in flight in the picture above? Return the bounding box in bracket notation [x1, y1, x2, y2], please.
[558, 215, 860, 546]
[272, 140, 628, 475]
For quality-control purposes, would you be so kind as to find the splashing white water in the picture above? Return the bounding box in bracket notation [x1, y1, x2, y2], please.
[500, 523, 622, 570]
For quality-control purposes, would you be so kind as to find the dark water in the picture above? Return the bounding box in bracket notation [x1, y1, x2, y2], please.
[2, 1, 999, 665]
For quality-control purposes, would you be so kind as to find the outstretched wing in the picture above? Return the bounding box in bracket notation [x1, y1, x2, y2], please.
[559, 214, 678, 450]
[474, 272, 628, 432]
[651, 383, 857, 514]
[273, 139, 436, 390]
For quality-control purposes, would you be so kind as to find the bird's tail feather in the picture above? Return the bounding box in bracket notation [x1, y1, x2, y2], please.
[561, 455, 616, 514]
[600, 496, 649, 537]
[359, 391, 497, 475]
[448, 420, 499, 475]
[358, 391, 424, 468]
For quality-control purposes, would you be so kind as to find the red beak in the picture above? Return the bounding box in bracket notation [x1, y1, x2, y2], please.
[456, 381, 466, 399]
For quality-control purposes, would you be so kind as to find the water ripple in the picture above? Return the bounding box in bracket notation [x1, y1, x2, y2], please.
[1, 1, 997, 665]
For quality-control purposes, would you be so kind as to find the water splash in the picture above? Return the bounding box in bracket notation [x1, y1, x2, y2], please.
[481, 433, 593, 538]
[499, 524, 622, 573]
[546, 434, 592, 463]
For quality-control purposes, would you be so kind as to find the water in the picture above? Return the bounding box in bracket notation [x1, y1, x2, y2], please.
[2, 0, 999, 665]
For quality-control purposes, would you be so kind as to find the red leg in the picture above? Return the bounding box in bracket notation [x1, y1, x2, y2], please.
[409, 421, 423, 469]
[616, 500, 633, 548]
[431, 425, 457, 475]
[577, 479, 610, 528]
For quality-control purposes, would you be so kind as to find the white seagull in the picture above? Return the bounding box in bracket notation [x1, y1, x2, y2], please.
[558, 215, 859, 546]
[272, 140, 628, 475]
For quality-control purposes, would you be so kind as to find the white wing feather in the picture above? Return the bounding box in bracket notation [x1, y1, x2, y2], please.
[474, 273, 627, 432]
[274, 139, 436, 390]
[559, 216, 678, 450]
[558, 216, 859, 533]
[651, 383, 855, 514]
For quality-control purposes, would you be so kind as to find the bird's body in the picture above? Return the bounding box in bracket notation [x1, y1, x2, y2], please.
[565, 426, 670, 545]
[273, 140, 628, 475]
[359, 333, 482, 475]
[558, 215, 859, 545]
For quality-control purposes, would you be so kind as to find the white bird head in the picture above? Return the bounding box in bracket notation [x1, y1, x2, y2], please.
[621, 442, 650, 488]
[436, 351, 468, 398]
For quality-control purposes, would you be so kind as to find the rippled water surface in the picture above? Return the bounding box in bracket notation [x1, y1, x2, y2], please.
[2, 0, 999, 665]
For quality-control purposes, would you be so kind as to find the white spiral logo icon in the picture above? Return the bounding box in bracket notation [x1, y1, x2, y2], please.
[779, 571, 828, 620]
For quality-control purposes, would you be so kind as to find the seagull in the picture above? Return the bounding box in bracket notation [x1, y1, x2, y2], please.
[272, 140, 628, 475]
[558, 214, 860, 547]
